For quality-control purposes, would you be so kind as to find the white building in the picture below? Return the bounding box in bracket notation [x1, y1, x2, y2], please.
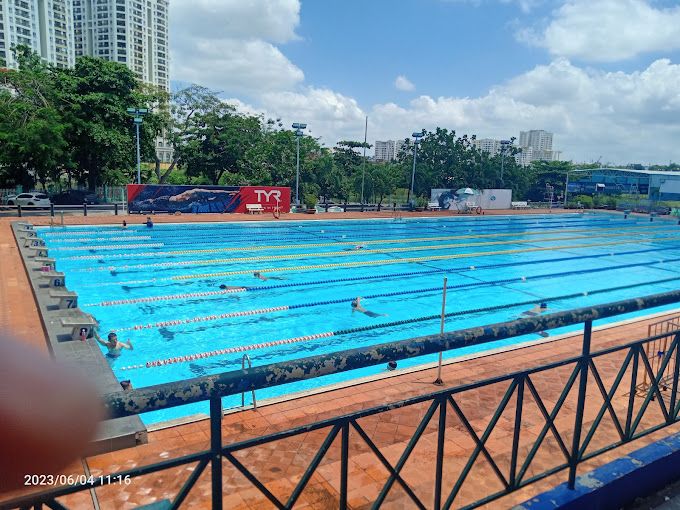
[472, 138, 501, 156]
[517, 130, 561, 166]
[374, 140, 405, 162]
[72, 0, 171, 162]
[0, 0, 75, 69]
[72, 0, 169, 92]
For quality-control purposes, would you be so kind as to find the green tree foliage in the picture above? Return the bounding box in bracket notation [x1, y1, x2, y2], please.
[0, 46, 165, 190]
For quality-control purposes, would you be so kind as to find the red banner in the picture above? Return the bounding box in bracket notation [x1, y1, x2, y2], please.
[126, 185, 290, 214]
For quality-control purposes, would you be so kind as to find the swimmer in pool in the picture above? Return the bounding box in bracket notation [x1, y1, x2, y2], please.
[253, 271, 286, 281]
[219, 284, 243, 290]
[343, 244, 366, 251]
[351, 297, 388, 318]
[94, 331, 133, 357]
[521, 302, 550, 337]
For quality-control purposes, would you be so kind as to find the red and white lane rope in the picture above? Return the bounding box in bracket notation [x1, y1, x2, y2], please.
[119, 331, 335, 371]
[114, 305, 290, 332]
[88, 287, 247, 307]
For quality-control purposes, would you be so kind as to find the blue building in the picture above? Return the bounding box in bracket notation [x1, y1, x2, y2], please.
[569, 168, 680, 201]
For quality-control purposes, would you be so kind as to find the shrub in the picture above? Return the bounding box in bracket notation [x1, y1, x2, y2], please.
[574, 195, 593, 208]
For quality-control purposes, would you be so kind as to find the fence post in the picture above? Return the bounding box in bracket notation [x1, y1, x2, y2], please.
[568, 319, 592, 489]
[50, 203, 54, 217]
[83, 202, 88, 216]
[114, 203, 119, 216]
[17, 204, 22, 217]
[209, 397, 223, 510]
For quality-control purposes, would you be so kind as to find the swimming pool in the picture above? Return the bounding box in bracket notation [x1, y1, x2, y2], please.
[39, 213, 680, 424]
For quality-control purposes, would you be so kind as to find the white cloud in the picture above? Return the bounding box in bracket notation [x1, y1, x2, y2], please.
[519, 0, 680, 62]
[394, 75, 416, 92]
[170, 0, 303, 94]
[367, 58, 680, 163]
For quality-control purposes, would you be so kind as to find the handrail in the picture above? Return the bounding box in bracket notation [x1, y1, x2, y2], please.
[103, 288, 680, 419]
[241, 354, 257, 410]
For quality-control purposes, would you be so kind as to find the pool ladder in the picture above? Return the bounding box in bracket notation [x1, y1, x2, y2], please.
[241, 354, 257, 410]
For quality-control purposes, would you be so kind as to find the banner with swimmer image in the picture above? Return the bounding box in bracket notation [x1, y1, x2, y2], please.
[126, 185, 291, 214]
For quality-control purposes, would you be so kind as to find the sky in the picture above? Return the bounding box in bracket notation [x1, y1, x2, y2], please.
[169, 0, 680, 165]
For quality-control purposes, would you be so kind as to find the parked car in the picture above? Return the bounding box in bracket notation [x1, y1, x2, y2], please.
[50, 190, 101, 205]
[1, 193, 17, 205]
[6, 192, 52, 208]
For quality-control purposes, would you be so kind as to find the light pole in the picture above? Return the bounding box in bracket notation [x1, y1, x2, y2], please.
[360, 116, 368, 209]
[127, 107, 148, 184]
[292, 122, 307, 207]
[499, 139, 512, 186]
[564, 170, 571, 208]
[408, 130, 424, 206]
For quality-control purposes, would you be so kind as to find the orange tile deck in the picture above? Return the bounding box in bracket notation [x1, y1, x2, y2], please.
[2, 210, 680, 509]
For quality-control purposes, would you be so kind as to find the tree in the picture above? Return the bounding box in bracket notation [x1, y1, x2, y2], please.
[0, 47, 68, 189]
[370, 162, 401, 209]
[178, 106, 263, 185]
[60, 56, 165, 189]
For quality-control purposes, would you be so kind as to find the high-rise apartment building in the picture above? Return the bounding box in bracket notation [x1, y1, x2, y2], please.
[374, 140, 405, 162]
[72, 0, 169, 92]
[518, 130, 561, 165]
[0, 0, 75, 69]
[472, 138, 501, 156]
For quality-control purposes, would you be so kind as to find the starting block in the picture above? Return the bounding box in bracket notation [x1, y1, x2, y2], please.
[49, 289, 78, 310]
[26, 245, 48, 257]
[34, 257, 56, 270]
[60, 314, 97, 341]
[39, 271, 65, 288]
[17, 228, 37, 238]
[23, 237, 45, 248]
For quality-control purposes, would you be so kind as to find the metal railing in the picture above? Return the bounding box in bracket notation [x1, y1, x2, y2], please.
[7, 289, 680, 510]
[0, 203, 126, 217]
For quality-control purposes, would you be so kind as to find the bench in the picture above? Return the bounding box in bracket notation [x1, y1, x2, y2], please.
[39, 271, 65, 288]
[60, 314, 97, 341]
[49, 289, 78, 310]
[511, 201, 530, 209]
[427, 202, 441, 211]
[246, 203, 264, 214]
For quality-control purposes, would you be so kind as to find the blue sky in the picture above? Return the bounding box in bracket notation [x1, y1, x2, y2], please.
[170, 0, 680, 164]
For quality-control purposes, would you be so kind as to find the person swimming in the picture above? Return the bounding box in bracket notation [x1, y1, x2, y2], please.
[521, 302, 550, 337]
[145, 216, 153, 228]
[94, 331, 133, 358]
[343, 244, 366, 251]
[122, 220, 127, 229]
[351, 296, 388, 318]
[253, 271, 286, 281]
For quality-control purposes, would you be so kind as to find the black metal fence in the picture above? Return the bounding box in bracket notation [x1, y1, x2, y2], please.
[5, 290, 680, 510]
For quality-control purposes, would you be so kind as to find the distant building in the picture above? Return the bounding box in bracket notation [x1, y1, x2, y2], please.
[517, 130, 561, 165]
[374, 140, 405, 162]
[72, 0, 169, 91]
[472, 138, 501, 156]
[72, 0, 172, 162]
[0, 0, 75, 69]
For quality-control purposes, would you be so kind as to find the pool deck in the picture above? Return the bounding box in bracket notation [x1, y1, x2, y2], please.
[2, 209, 680, 509]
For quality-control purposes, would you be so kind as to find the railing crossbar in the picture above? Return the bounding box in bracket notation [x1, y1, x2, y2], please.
[351, 420, 427, 509]
[515, 372, 576, 485]
[223, 452, 285, 510]
[169, 457, 210, 510]
[630, 342, 675, 435]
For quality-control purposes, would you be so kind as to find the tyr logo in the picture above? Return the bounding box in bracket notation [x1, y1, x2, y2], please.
[254, 189, 281, 202]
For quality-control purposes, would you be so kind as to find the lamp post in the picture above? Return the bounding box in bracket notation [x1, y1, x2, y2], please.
[408, 130, 424, 206]
[564, 170, 570, 208]
[499, 139, 512, 186]
[292, 122, 307, 207]
[360, 116, 368, 210]
[127, 107, 148, 184]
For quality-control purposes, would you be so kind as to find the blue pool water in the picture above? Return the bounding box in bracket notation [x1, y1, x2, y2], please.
[38, 213, 680, 424]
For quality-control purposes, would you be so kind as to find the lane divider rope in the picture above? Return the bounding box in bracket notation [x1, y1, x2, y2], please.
[170, 235, 680, 281]
[84, 244, 680, 307]
[69, 228, 676, 272]
[61, 223, 660, 261]
[120, 274, 680, 371]
[113, 257, 680, 332]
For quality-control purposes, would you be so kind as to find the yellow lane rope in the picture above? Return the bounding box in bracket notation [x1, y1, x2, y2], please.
[65, 224, 663, 260]
[172, 234, 680, 280]
[92, 228, 675, 271]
